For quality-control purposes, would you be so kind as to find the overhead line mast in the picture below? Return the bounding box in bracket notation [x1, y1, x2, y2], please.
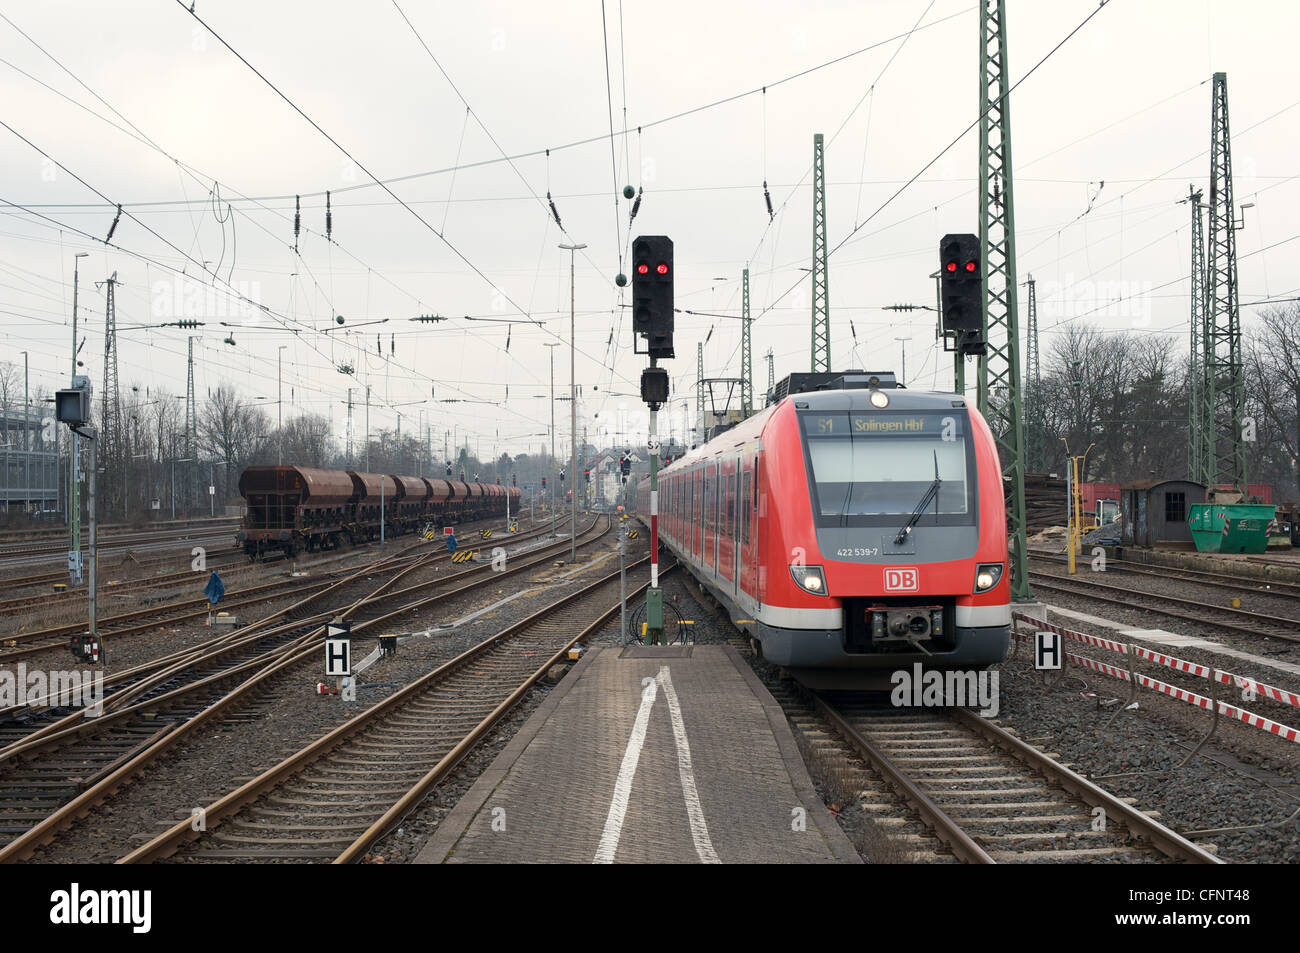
[1181, 186, 1206, 483]
[975, 0, 1031, 602]
[1203, 72, 1248, 498]
[810, 133, 830, 373]
[741, 267, 753, 416]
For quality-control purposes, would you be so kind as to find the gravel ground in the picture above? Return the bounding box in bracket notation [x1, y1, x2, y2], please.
[25, 520, 619, 863]
[994, 652, 1300, 862]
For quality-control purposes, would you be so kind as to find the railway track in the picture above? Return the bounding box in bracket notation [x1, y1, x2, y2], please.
[0, 517, 558, 659]
[1028, 551, 1300, 599]
[804, 695, 1222, 864]
[119, 550, 658, 864]
[0, 517, 611, 860]
[0, 554, 248, 611]
[0, 524, 237, 560]
[1027, 571, 1300, 643]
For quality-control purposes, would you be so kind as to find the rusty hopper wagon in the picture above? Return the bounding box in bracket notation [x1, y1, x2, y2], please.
[237, 465, 519, 559]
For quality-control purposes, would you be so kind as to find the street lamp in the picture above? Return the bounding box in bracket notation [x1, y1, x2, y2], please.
[543, 342, 561, 537]
[559, 242, 586, 562]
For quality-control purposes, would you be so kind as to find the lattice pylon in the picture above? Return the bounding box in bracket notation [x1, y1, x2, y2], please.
[741, 267, 753, 416]
[1203, 72, 1245, 496]
[976, 0, 1031, 601]
[1181, 187, 1206, 483]
[810, 133, 830, 372]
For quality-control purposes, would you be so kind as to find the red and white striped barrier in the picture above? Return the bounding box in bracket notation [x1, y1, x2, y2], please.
[1012, 612, 1300, 743]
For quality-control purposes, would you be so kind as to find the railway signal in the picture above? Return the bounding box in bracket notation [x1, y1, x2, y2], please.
[632, 235, 674, 359]
[939, 233, 985, 356]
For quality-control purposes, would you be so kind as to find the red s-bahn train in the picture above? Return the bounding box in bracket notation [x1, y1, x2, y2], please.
[237, 465, 520, 559]
[638, 372, 1011, 688]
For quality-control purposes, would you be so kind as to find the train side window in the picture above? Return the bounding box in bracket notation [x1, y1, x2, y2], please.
[742, 469, 752, 545]
[727, 473, 736, 538]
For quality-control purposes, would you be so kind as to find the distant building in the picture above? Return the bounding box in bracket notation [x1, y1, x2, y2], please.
[1, 405, 60, 514]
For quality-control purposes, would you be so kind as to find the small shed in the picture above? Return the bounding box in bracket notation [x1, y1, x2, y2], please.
[1120, 479, 1206, 547]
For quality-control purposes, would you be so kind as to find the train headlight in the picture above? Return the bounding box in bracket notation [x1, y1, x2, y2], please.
[790, 565, 828, 595]
[974, 563, 1004, 593]
[869, 391, 889, 408]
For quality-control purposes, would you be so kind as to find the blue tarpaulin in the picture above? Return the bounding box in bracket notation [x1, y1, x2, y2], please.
[445, 534, 457, 555]
[204, 571, 225, 606]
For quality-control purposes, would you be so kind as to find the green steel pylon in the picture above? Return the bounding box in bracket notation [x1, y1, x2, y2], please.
[741, 267, 753, 415]
[1204, 73, 1246, 497]
[976, 0, 1031, 601]
[696, 341, 705, 444]
[1024, 275, 1041, 473]
[811, 133, 830, 372]
[1180, 186, 1206, 483]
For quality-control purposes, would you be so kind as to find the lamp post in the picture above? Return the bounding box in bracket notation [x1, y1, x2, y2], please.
[559, 243, 586, 562]
[21, 350, 29, 515]
[543, 342, 561, 537]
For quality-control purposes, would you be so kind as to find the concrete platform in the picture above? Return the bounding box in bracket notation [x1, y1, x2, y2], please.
[416, 644, 860, 864]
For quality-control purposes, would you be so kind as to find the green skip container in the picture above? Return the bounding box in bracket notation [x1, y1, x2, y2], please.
[1188, 503, 1276, 554]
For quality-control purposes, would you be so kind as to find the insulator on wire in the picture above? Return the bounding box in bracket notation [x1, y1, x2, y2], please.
[105, 204, 123, 243]
[376, 334, 381, 356]
[506, 326, 512, 352]
[629, 187, 642, 224]
[326, 191, 333, 241]
[547, 191, 562, 229]
[763, 181, 774, 221]
[294, 195, 301, 252]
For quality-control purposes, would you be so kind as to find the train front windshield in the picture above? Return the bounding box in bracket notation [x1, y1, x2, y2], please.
[800, 410, 975, 524]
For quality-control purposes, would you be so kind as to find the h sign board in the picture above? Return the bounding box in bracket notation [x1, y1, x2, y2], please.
[325, 638, 351, 677]
[326, 619, 351, 677]
[883, 568, 919, 592]
[1034, 630, 1062, 670]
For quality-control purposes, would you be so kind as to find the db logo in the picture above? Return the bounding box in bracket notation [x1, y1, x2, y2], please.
[884, 568, 919, 592]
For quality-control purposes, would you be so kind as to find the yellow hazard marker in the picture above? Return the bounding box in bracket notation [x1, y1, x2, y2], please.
[481, 529, 493, 539]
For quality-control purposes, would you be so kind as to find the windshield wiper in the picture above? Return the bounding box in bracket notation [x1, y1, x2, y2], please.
[893, 451, 941, 544]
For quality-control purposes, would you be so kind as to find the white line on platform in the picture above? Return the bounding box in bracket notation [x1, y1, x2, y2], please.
[594, 672, 659, 863]
[656, 666, 720, 864]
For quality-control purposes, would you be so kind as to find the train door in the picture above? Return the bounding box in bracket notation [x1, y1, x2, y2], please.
[739, 456, 753, 599]
[711, 461, 721, 573]
[718, 458, 736, 588]
[693, 467, 701, 561]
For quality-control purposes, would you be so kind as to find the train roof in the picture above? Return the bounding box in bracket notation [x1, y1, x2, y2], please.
[238, 465, 356, 504]
[787, 388, 966, 412]
[663, 387, 968, 472]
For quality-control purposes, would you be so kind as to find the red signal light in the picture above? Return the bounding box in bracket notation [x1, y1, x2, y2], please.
[965, 261, 977, 272]
[636, 263, 649, 275]
[945, 262, 957, 273]
[656, 262, 669, 275]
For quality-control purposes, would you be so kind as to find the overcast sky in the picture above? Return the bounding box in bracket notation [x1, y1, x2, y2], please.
[2, 0, 1297, 461]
